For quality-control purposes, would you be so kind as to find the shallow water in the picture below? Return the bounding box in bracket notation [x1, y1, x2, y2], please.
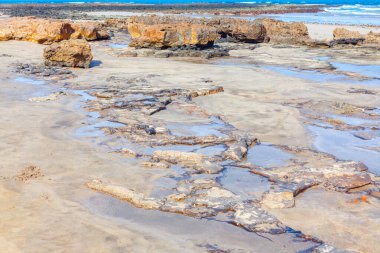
[218, 166, 271, 200]
[309, 125, 380, 174]
[109, 43, 130, 49]
[247, 143, 293, 168]
[72, 89, 97, 101]
[167, 117, 229, 138]
[14, 76, 50, 97]
[14, 76, 45, 86]
[75, 120, 125, 138]
[143, 144, 201, 155]
[327, 114, 380, 126]
[263, 65, 380, 87]
[82, 193, 317, 252]
[331, 62, 380, 79]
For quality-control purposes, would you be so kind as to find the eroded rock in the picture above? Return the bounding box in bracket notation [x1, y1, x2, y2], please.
[128, 15, 219, 48]
[257, 18, 310, 45]
[86, 179, 162, 209]
[0, 17, 109, 44]
[152, 150, 222, 174]
[44, 39, 93, 68]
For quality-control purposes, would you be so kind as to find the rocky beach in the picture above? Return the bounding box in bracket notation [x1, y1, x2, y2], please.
[0, 3, 380, 253]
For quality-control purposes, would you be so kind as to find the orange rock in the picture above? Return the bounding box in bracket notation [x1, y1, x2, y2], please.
[0, 17, 109, 44]
[44, 39, 93, 68]
[256, 18, 310, 44]
[365, 31, 380, 46]
[333, 27, 364, 40]
[127, 16, 219, 48]
[70, 22, 110, 41]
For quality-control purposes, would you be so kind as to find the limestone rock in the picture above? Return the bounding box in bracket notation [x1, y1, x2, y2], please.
[127, 15, 219, 48]
[0, 17, 74, 44]
[233, 202, 286, 233]
[152, 150, 222, 173]
[86, 179, 162, 209]
[70, 22, 110, 41]
[0, 17, 109, 44]
[256, 18, 310, 44]
[333, 27, 364, 40]
[262, 191, 295, 209]
[214, 18, 267, 43]
[44, 39, 93, 68]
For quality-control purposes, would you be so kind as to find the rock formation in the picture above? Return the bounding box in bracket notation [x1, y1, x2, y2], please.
[43, 39, 93, 68]
[126, 15, 314, 48]
[0, 17, 109, 44]
[206, 18, 267, 43]
[332, 27, 379, 47]
[256, 18, 310, 44]
[70, 22, 110, 41]
[333, 27, 364, 40]
[127, 16, 219, 48]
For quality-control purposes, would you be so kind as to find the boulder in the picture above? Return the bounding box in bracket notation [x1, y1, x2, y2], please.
[43, 39, 93, 68]
[127, 16, 219, 48]
[0, 17, 109, 44]
[256, 18, 310, 44]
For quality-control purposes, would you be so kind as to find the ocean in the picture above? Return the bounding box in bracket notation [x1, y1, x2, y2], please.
[0, 0, 380, 5]
[255, 5, 380, 26]
[0, 0, 379, 26]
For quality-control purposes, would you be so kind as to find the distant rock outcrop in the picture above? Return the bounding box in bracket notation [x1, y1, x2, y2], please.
[43, 39, 93, 68]
[0, 17, 109, 44]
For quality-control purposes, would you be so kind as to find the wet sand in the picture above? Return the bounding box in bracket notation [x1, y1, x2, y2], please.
[0, 9, 380, 253]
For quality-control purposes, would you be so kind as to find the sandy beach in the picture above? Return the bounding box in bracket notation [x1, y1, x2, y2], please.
[0, 4, 380, 253]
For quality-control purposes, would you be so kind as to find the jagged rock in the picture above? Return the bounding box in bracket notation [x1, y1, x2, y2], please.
[213, 18, 266, 43]
[127, 16, 219, 48]
[232, 202, 286, 233]
[253, 160, 373, 193]
[0, 17, 109, 44]
[86, 179, 162, 209]
[256, 18, 310, 44]
[262, 191, 295, 209]
[44, 39, 93, 68]
[14, 63, 75, 79]
[152, 150, 222, 173]
[224, 136, 255, 161]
